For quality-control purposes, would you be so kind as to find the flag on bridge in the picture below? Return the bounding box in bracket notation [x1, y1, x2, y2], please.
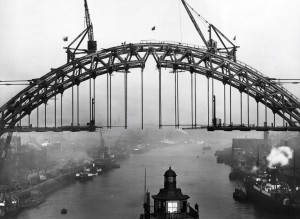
[233, 35, 236, 41]
[63, 36, 68, 41]
[151, 26, 155, 31]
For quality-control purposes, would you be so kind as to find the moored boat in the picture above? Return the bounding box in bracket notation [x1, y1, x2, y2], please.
[233, 188, 248, 202]
[244, 168, 300, 213]
[85, 163, 102, 176]
[75, 171, 93, 181]
[94, 147, 120, 171]
[20, 190, 45, 209]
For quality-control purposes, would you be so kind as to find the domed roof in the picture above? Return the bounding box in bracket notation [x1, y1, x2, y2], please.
[164, 166, 177, 177]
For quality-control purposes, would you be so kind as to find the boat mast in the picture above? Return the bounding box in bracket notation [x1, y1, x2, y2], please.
[144, 168, 146, 203]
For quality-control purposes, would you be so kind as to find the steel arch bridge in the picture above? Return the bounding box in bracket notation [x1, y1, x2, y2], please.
[1, 41, 300, 137]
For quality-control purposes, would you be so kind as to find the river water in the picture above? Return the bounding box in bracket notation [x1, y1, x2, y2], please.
[16, 139, 298, 219]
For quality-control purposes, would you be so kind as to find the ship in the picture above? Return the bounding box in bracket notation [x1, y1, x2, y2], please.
[140, 167, 199, 219]
[228, 137, 270, 181]
[94, 147, 120, 171]
[244, 168, 300, 213]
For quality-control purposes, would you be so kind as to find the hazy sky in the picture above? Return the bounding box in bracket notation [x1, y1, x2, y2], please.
[0, 0, 300, 127]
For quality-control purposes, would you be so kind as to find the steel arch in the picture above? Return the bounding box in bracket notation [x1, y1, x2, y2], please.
[1, 41, 300, 135]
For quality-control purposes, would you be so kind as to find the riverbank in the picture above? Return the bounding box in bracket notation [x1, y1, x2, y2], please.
[13, 165, 84, 201]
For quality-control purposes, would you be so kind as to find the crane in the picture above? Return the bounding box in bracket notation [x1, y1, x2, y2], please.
[64, 0, 97, 62]
[181, 0, 238, 61]
[181, 0, 208, 48]
[84, 0, 97, 53]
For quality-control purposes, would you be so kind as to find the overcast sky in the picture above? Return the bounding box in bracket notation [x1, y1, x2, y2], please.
[0, 0, 299, 127]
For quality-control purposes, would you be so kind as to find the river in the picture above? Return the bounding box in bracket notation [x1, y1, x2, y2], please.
[16, 138, 298, 219]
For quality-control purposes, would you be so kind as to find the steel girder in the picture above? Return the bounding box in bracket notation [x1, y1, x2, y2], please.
[0, 41, 300, 136]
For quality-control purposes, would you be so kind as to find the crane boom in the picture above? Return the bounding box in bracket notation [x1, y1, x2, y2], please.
[84, 0, 93, 41]
[181, 0, 208, 48]
[84, 0, 97, 53]
[65, 0, 97, 62]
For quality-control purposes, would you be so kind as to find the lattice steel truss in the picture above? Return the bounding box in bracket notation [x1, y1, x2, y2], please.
[1, 41, 300, 136]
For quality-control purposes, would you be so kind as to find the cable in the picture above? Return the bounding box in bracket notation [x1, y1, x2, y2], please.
[178, 0, 183, 43]
[275, 79, 300, 81]
[185, 0, 209, 26]
[275, 82, 300, 84]
[0, 83, 30, 86]
[0, 80, 31, 82]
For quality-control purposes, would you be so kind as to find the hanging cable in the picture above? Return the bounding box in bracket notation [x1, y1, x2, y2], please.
[0, 83, 29, 86]
[185, 0, 210, 26]
[0, 80, 31, 82]
[178, 0, 183, 43]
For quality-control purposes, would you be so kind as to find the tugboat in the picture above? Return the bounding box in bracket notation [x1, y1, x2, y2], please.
[244, 167, 300, 213]
[232, 181, 248, 202]
[233, 187, 248, 202]
[140, 167, 199, 219]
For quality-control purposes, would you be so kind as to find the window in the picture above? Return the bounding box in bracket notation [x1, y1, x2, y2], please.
[168, 177, 173, 182]
[167, 201, 178, 213]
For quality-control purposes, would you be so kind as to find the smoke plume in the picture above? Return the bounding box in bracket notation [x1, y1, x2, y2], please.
[266, 146, 293, 168]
